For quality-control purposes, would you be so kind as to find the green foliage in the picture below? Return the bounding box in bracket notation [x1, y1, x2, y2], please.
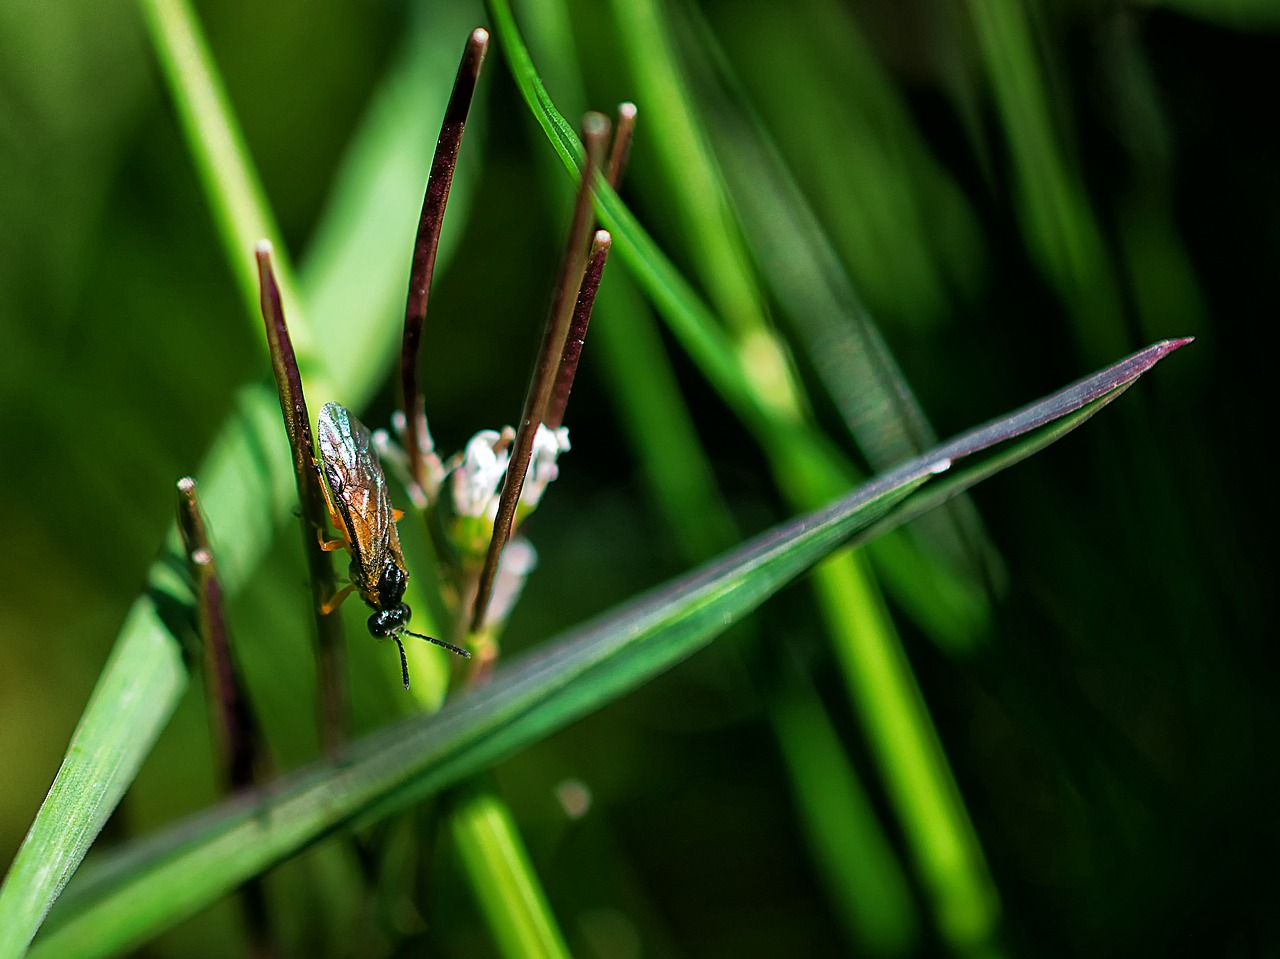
[1, 0, 1262, 956]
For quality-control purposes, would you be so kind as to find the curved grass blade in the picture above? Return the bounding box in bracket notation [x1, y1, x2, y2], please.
[0, 385, 293, 959]
[31, 468, 934, 959]
[0, 601, 187, 959]
[136, 0, 313, 368]
[0, 6, 483, 951]
[448, 784, 572, 959]
[302, 0, 485, 402]
[679, 6, 996, 590]
[28, 340, 1187, 958]
[771, 672, 920, 954]
[486, 0, 988, 647]
[964, 0, 1125, 362]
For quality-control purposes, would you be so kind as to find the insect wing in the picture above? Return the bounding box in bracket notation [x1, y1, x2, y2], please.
[317, 403, 399, 581]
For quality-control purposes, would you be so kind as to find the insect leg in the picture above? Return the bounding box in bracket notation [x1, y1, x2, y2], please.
[314, 464, 352, 549]
[319, 582, 357, 615]
[317, 530, 347, 552]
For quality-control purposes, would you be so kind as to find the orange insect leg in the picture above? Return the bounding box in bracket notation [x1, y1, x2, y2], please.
[314, 462, 352, 551]
[317, 530, 347, 552]
[320, 582, 357, 615]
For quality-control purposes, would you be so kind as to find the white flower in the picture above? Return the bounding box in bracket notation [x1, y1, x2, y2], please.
[520, 425, 570, 508]
[450, 430, 509, 519]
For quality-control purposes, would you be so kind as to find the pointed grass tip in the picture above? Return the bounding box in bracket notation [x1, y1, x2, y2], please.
[1142, 336, 1195, 367]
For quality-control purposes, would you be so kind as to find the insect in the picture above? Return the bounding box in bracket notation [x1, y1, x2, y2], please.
[315, 401, 470, 687]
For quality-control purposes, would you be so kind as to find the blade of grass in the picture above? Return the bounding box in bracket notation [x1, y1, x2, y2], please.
[29, 341, 1186, 957]
[499, 3, 1001, 948]
[486, 0, 987, 646]
[604, 0, 766, 342]
[771, 671, 919, 955]
[30, 463, 929, 959]
[137, 0, 313, 368]
[448, 784, 572, 959]
[0, 599, 187, 959]
[963, 0, 1125, 362]
[0, 382, 294, 959]
[0, 4, 484, 946]
[680, 4, 999, 603]
[300, 0, 486, 402]
[518, 10, 910, 945]
[512, 17, 920, 939]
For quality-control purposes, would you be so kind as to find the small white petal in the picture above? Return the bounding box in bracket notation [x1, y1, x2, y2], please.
[521, 425, 570, 507]
[451, 430, 508, 518]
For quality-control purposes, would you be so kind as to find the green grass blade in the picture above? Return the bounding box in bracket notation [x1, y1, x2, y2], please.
[487, 0, 988, 646]
[300, 0, 484, 402]
[0, 385, 294, 959]
[771, 675, 919, 955]
[136, 0, 313, 366]
[0, 605, 186, 959]
[30, 471, 929, 958]
[964, 0, 1124, 361]
[0, 2, 483, 945]
[449, 785, 572, 959]
[519, 9, 915, 944]
[604, 0, 765, 341]
[28, 340, 1184, 956]
[682, 11, 997, 591]
[525, 6, 918, 943]
[590, 5, 998, 939]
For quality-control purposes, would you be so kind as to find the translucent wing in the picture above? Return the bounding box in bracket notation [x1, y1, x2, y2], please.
[316, 402, 403, 597]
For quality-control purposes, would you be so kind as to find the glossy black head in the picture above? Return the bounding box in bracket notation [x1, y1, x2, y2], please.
[368, 602, 411, 638]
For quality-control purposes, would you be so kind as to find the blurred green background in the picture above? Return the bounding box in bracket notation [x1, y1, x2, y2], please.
[1, 0, 1276, 955]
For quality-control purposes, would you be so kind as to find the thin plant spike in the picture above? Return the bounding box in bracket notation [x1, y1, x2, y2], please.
[175, 478, 258, 790]
[174, 478, 275, 955]
[256, 242, 348, 753]
[545, 231, 612, 430]
[542, 105, 630, 430]
[606, 102, 638, 189]
[401, 28, 490, 493]
[470, 112, 611, 632]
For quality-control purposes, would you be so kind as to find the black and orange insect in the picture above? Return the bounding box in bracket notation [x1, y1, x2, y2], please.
[315, 401, 470, 687]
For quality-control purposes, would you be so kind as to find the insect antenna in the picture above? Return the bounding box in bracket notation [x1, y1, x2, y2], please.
[393, 636, 411, 690]
[401, 628, 472, 661]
